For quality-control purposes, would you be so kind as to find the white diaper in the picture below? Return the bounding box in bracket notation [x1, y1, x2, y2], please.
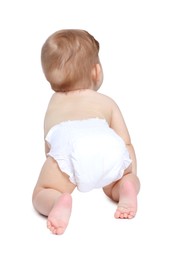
[45, 118, 131, 192]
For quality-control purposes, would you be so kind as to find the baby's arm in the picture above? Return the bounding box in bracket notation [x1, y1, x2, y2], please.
[44, 141, 50, 157]
[124, 141, 137, 175]
[110, 101, 137, 175]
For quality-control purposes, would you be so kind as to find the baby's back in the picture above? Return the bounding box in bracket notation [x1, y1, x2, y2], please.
[44, 89, 114, 137]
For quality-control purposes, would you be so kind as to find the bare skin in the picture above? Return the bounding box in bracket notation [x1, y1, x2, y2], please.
[32, 65, 140, 234]
[47, 193, 72, 235]
[103, 165, 140, 219]
[32, 157, 76, 235]
[114, 181, 138, 219]
[113, 174, 139, 219]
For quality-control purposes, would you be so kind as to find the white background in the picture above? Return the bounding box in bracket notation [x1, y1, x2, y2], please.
[0, 0, 181, 259]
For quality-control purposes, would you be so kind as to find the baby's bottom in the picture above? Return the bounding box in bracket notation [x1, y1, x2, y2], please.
[32, 157, 76, 235]
[103, 165, 140, 219]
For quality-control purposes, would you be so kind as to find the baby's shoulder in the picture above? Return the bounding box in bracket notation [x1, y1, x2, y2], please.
[95, 91, 118, 106]
[47, 92, 63, 104]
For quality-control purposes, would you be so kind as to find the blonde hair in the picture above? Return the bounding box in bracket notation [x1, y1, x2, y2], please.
[41, 29, 100, 92]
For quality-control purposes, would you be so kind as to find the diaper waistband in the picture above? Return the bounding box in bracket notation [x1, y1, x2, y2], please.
[46, 118, 109, 139]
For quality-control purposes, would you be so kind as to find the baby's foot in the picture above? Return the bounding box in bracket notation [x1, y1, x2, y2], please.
[114, 180, 137, 219]
[47, 193, 72, 235]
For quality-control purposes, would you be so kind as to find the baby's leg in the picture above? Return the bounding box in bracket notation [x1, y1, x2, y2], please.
[47, 193, 72, 235]
[113, 173, 140, 219]
[32, 157, 76, 234]
[103, 169, 140, 219]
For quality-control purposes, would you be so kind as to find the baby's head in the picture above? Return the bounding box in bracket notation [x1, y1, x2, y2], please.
[41, 29, 103, 92]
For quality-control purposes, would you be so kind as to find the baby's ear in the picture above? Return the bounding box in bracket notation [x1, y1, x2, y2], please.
[91, 63, 101, 82]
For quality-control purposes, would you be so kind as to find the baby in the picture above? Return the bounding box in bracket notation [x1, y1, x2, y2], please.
[32, 29, 140, 235]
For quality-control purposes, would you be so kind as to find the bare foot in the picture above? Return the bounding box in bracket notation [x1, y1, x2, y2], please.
[114, 180, 137, 219]
[47, 193, 72, 235]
